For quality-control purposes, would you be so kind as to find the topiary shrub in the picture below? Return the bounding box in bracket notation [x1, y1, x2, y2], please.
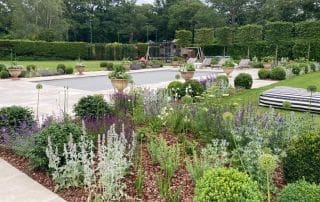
[65, 67, 74, 74]
[167, 81, 184, 99]
[279, 180, 320, 202]
[106, 62, 114, 71]
[182, 80, 204, 97]
[194, 168, 262, 202]
[288, 63, 301, 75]
[234, 73, 253, 89]
[29, 122, 83, 170]
[270, 66, 286, 80]
[283, 132, 320, 183]
[100, 61, 108, 68]
[74, 95, 112, 119]
[216, 75, 229, 88]
[0, 70, 9, 79]
[57, 64, 66, 74]
[258, 69, 270, 79]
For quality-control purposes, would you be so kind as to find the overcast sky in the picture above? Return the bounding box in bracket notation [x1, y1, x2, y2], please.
[136, 0, 154, 5]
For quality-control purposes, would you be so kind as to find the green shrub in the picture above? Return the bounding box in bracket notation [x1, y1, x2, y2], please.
[74, 95, 111, 119]
[0, 70, 9, 79]
[270, 66, 286, 80]
[57, 64, 66, 74]
[251, 61, 264, 68]
[283, 132, 320, 183]
[182, 80, 204, 97]
[299, 63, 309, 74]
[216, 75, 229, 87]
[65, 67, 74, 74]
[288, 63, 301, 75]
[310, 63, 316, 72]
[26, 64, 36, 71]
[194, 168, 262, 202]
[258, 69, 270, 79]
[29, 122, 83, 170]
[279, 180, 320, 202]
[100, 61, 114, 70]
[167, 81, 184, 98]
[100, 62, 108, 68]
[234, 73, 253, 89]
[0, 64, 6, 71]
[106, 63, 114, 71]
[0, 106, 35, 132]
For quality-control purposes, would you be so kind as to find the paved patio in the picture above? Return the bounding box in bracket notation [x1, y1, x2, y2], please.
[0, 158, 65, 202]
[0, 67, 277, 118]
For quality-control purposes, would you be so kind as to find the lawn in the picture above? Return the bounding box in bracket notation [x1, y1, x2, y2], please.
[227, 71, 320, 105]
[0, 60, 122, 71]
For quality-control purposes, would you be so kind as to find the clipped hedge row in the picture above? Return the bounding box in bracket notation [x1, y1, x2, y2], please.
[0, 40, 148, 61]
[203, 41, 320, 61]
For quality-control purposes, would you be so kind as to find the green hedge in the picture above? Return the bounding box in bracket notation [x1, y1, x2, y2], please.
[0, 40, 144, 60]
[0, 40, 89, 60]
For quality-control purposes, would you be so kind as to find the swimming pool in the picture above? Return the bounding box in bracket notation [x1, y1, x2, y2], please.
[37, 69, 216, 91]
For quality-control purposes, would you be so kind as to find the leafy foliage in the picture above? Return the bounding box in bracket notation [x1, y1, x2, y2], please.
[258, 69, 270, 79]
[194, 28, 214, 46]
[283, 132, 320, 184]
[270, 66, 286, 80]
[279, 180, 320, 202]
[175, 30, 192, 47]
[74, 95, 112, 119]
[29, 122, 83, 170]
[234, 73, 253, 89]
[194, 168, 262, 202]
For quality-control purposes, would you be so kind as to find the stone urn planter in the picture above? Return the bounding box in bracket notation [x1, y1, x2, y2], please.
[223, 67, 234, 78]
[180, 71, 195, 81]
[8, 66, 23, 80]
[75, 64, 85, 75]
[263, 63, 272, 70]
[111, 79, 129, 92]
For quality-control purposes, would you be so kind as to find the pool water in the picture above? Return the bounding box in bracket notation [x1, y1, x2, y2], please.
[37, 69, 216, 91]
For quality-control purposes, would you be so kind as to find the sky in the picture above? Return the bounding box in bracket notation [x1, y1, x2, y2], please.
[136, 0, 154, 5]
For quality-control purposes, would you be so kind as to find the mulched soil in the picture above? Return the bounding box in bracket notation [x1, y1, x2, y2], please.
[140, 130, 195, 201]
[0, 146, 88, 202]
[0, 129, 196, 202]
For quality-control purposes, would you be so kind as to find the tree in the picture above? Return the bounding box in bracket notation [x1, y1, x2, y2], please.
[175, 30, 192, 47]
[207, 0, 250, 25]
[235, 24, 263, 58]
[215, 26, 234, 56]
[194, 28, 214, 47]
[264, 21, 294, 63]
[9, 0, 68, 41]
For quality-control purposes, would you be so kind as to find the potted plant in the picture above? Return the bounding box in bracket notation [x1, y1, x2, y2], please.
[180, 63, 195, 80]
[8, 63, 23, 80]
[108, 64, 132, 92]
[75, 58, 85, 75]
[263, 56, 273, 69]
[172, 56, 180, 67]
[222, 59, 235, 77]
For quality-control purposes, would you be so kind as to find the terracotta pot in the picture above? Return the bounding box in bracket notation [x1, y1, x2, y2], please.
[75, 64, 85, 75]
[8, 68, 22, 80]
[180, 71, 195, 81]
[111, 79, 129, 92]
[223, 67, 234, 77]
[263, 63, 272, 70]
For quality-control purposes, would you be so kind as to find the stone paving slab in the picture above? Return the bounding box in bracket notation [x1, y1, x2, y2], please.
[0, 159, 65, 202]
[0, 68, 277, 118]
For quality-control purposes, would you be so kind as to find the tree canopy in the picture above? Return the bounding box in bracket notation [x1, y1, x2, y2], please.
[0, 0, 319, 43]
